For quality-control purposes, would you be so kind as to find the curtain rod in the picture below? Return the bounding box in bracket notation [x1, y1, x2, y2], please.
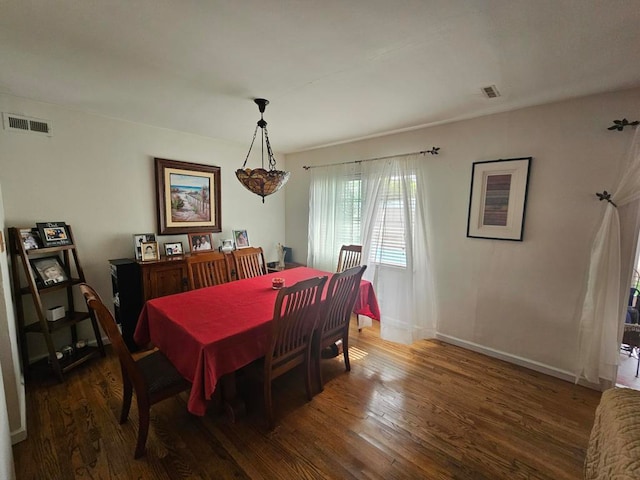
[302, 147, 440, 170]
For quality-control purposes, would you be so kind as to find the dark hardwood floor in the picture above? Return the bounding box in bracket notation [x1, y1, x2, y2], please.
[13, 322, 601, 479]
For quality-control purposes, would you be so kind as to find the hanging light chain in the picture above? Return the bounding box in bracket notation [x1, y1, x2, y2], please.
[241, 123, 260, 169]
[263, 125, 278, 171]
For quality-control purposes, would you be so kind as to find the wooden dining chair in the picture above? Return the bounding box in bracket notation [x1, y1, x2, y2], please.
[263, 275, 327, 429]
[336, 244, 362, 273]
[79, 283, 190, 459]
[313, 265, 367, 392]
[232, 246, 267, 279]
[186, 251, 231, 289]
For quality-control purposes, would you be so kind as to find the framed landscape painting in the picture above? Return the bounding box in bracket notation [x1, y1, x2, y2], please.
[155, 158, 221, 234]
[466, 157, 532, 241]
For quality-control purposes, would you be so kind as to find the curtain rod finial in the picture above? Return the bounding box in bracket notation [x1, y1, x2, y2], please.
[608, 118, 639, 131]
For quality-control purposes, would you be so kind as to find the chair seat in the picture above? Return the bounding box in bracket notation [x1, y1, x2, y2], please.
[137, 351, 188, 396]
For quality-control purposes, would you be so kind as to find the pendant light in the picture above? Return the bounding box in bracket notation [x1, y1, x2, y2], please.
[236, 98, 290, 203]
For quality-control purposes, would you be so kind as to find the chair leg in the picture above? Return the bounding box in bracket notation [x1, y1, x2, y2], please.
[313, 340, 324, 393]
[305, 349, 313, 401]
[343, 335, 351, 372]
[264, 378, 274, 430]
[120, 374, 133, 424]
[134, 396, 150, 459]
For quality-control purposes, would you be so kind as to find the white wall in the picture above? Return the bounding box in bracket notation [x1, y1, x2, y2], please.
[284, 87, 640, 378]
[0, 182, 25, 449]
[0, 365, 16, 480]
[0, 94, 286, 361]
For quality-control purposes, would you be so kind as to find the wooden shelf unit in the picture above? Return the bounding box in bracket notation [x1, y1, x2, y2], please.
[8, 226, 105, 381]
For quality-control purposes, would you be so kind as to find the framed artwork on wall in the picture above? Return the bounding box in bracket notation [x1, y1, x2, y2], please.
[466, 157, 532, 241]
[155, 158, 221, 235]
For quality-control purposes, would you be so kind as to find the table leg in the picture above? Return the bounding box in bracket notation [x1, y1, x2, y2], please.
[220, 372, 246, 422]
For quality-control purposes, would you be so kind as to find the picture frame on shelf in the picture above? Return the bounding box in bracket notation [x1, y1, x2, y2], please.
[30, 256, 69, 286]
[155, 158, 222, 235]
[141, 241, 160, 262]
[20, 228, 40, 250]
[36, 222, 72, 247]
[232, 230, 250, 249]
[466, 157, 532, 241]
[188, 232, 214, 252]
[133, 233, 156, 260]
[164, 241, 184, 256]
[220, 239, 234, 253]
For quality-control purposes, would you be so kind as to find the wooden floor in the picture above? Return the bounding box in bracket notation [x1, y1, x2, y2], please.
[13, 322, 601, 479]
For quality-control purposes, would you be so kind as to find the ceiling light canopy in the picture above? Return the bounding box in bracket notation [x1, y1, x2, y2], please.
[236, 98, 290, 203]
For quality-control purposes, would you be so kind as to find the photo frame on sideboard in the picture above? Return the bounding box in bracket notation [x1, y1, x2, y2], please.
[164, 242, 184, 256]
[141, 241, 160, 262]
[133, 233, 156, 260]
[188, 232, 214, 252]
[466, 157, 532, 241]
[232, 230, 250, 249]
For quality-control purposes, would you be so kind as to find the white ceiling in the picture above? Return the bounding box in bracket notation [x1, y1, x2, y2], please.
[1, 0, 639, 153]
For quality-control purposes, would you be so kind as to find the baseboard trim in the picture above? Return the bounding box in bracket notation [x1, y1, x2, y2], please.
[435, 333, 602, 390]
[11, 426, 26, 444]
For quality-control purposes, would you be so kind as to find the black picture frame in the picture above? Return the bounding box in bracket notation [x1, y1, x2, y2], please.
[36, 222, 72, 247]
[466, 157, 532, 241]
[30, 256, 69, 286]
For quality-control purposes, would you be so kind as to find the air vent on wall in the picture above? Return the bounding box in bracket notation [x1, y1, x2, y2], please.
[2, 113, 52, 136]
[481, 85, 501, 99]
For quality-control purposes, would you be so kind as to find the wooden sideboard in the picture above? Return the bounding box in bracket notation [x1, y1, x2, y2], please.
[138, 256, 189, 301]
[110, 253, 234, 349]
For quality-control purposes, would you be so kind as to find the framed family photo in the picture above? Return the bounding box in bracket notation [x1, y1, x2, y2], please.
[188, 232, 213, 252]
[20, 228, 40, 250]
[36, 222, 72, 247]
[233, 230, 250, 249]
[164, 242, 184, 256]
[141, 241, 160, 261]
[466, 157, 532, 241]
[155, 158, 221, 235]
[133, 233, 156, 260]
[30, 256, 69, 286]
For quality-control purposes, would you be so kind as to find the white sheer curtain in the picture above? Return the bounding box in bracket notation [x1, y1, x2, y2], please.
[307, 162, 361, 272]
[577, 128, 640, 383]
[360, 155, 437, 343]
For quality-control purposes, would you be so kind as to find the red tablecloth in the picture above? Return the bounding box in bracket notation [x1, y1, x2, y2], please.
[134, 267, 380, 415]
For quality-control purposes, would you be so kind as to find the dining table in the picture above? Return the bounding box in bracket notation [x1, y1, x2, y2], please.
[133, 266, 381, 417]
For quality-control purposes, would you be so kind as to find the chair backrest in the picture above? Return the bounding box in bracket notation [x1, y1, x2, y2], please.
[186, 251, 231, 289]
[319, 265, 367, 343]
[337, 244, 362, 273]
[79, 283, 143, 386]
[266, 276, 328, 378]
[232, 246, 267, 279]
[630, 287, 640, 308]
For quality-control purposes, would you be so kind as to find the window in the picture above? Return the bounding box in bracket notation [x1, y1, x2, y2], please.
[338, 173, 416, 268]
[367, 174, 416, 268]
